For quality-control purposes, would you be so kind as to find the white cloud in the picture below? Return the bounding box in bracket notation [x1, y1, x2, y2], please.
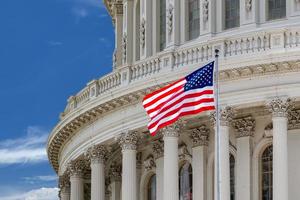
[22, 175, 57, 184]
[0, 126, 49, 165]
[72, 7, 89, 18]
[48, 41, 63, 46]
[0, 187, 59, 200]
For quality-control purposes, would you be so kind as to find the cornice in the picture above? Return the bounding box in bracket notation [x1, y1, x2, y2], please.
[47, 60, 300, 173]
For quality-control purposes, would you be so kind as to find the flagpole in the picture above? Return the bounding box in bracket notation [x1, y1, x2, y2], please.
[214, 49, 221, 200]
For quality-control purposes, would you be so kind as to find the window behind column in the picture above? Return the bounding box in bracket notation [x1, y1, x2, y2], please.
[261, 145, 273, 200]
[160, 0, 166, 51]
[147, 175, 157, 200]
[267, 0, 286, 21]
[225, 0, 240, 29]
[230, 154, 235, 200]
[179, 162, 193, 200]
[188, 0, 200, 40]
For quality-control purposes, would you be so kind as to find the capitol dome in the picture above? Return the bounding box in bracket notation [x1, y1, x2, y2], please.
[47, 0, 300, 200]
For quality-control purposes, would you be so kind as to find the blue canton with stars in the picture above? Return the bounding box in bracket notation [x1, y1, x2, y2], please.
[184, 61, 215, 91]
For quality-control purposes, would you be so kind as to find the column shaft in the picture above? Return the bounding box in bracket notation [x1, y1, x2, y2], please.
[236, 136, 252, 200]
[122, 150, 137, 200]
[91, 162, 105, 200]
[192, 145, 207, 200]
[61, 188, 70, 200]
[163, 136, 179, 200]
[156, 157, 164, 200]
[273, 116, 288, 200]
[70, 176, 84, 200]
[111, 181, 121, 200]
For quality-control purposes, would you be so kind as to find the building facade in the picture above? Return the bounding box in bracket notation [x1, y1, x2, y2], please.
[47, 0, 300, 200]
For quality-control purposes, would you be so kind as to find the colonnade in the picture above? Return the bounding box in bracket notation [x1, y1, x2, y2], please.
[59, 97, 292, 200]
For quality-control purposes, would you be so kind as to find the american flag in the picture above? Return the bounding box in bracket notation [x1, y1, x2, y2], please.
[143, 61, 216, 136]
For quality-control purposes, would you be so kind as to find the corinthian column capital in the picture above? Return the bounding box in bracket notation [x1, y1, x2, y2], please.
[190, 125, 210, 147]
[161, 121, 184, 138]
[85, 144, 108, 164]
[67, 159, 87, 177]
[59, 173, 70, 190]
[210, 106, 235, 126]
[118, 131, 138, 151]
[267, 97, 294, 117]
[232, 116, 255, 138]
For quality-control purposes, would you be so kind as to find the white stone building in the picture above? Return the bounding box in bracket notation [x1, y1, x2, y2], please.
[47, 0, 300, 200]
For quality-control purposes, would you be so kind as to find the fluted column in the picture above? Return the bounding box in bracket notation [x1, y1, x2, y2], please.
[68, 159, 86, 200]
[162, 123, 181, 200]
[86, 145, 108, 200]
[267, 97, 293, 200]
[59, 174, 70, 200]
[152, 140, 164, 200]
[109, 162, 122, 200]
[122, 0, 134, 65]
[190, 125, 209, 200]
[112, 2, 123, 69]
[232, 116, 255, 200]
[119, 131, 138, 200]
[211, 107, 234, 200]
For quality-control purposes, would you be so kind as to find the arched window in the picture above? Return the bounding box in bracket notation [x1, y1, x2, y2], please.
[179, 162, 193, 200]
[135, 0, 140, 61]
[225, 0, 240, 29]
[147, 175, 156, 200]
[230, 154, 235, 200]
[188, 0, 200, 40]
[261, 146, 273, 200]
[267, 0, 286, 21]
[160, 0, 166, 51]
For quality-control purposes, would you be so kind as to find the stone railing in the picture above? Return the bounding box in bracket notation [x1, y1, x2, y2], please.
[61, 27, 300, 117]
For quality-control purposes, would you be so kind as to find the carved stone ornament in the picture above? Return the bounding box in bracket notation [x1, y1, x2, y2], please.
[203, 0, 209, 22]
[264, 123, 273, 138]
[178, 144, 191, 160]
[245, 0, 252, 12]
[190, 125, 209, 147]
[210, 107, 234, 126]
[144, 155, 156, 171]
[140, 18, 146, 48]
[122, 34, 127, 64]
[152, 140, 164, 159]
[109, 162, 122, 182]
[113, 3, 123, 16]
[288, 109, 300, 130]
[67, 159, 87, 177]
[167, 3, 174, 34]
[59, 173, 70, 190]
[85, 144, 108, 164]
[267, 97, 294, 117]
[232, 116, 255, 138]
[119, 131, 138, 150]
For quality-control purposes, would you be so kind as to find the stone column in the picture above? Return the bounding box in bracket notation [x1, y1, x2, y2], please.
[122, 0, 134, 65]
[109, 162, 122, 200]
[68, 159, 86, 200]
[240, 0, 256, 26]
[267, 97, 293, 200]
[119, 131, 138, 200]
[211, 107, 234, 200]
[166, 0, 180, 48]
[112, 2, 123, 69]
[162, 123, 180, 200]
[152, 140, 164, 200]
[190, 125, 209, 200]
[59, 174, 70, 200]
[86, 145, 108, 200]
[232, 116, 255, 200]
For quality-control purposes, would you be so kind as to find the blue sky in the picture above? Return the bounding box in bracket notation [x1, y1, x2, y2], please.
[0, 0, 114, 199]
